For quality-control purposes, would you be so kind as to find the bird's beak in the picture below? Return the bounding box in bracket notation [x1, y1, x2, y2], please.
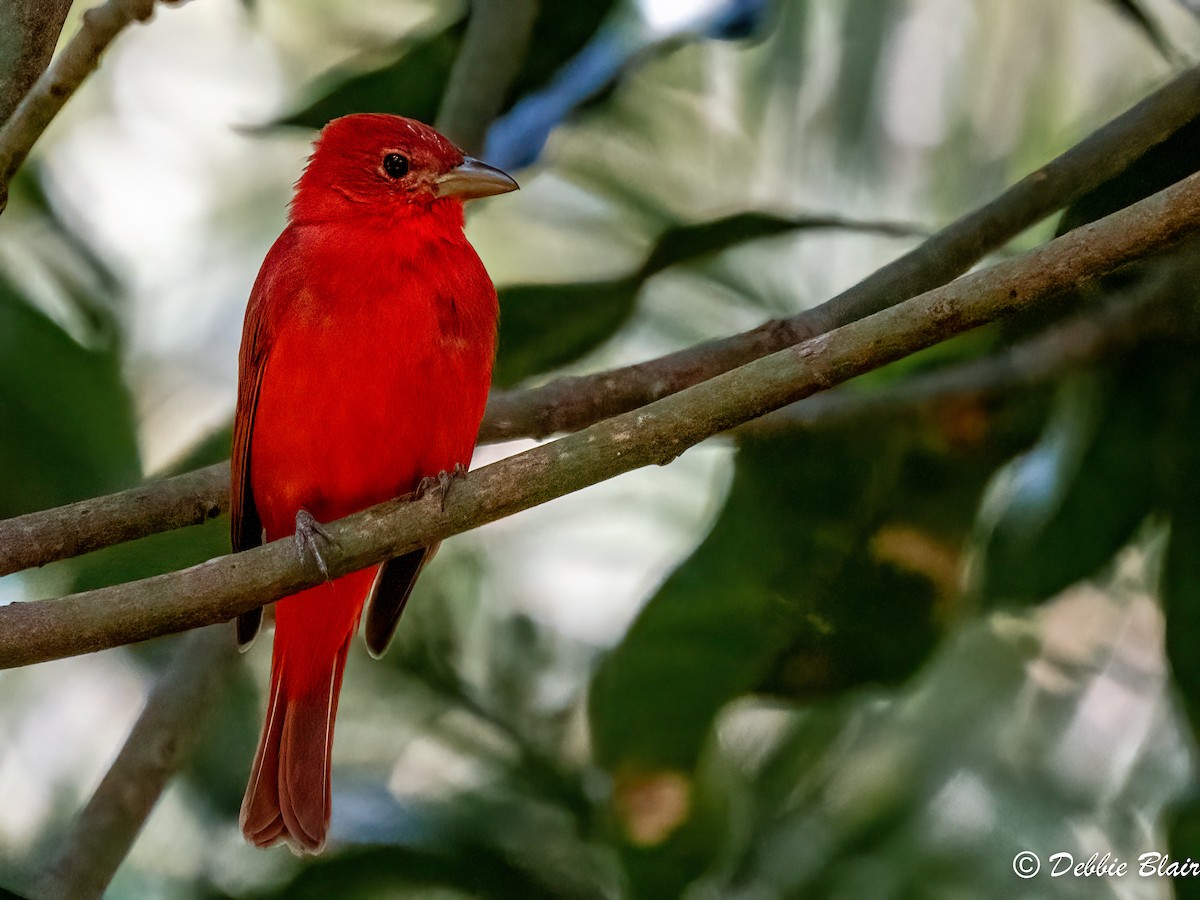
[435, 157, 519, 200]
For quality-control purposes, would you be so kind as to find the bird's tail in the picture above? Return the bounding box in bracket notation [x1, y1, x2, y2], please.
[240, 567, 378, 852]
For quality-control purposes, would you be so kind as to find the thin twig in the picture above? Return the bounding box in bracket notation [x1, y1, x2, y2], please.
[436, 0, 541, 155]
[2, 168, 1196, 669]
[0, 0, 74, 127]
[30, 627, 238, 900]
[3, 64, 1199, 577]
[0, 0, 167, 215]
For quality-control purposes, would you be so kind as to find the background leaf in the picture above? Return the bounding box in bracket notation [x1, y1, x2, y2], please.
[0, 275, 139, 517]
[588, 424, 908, 774]
[273, 21, 466, 131]
[495, 212, 927, 386]
[1105, 0, 1178, 62]
[273, 2, 617, 134]
[974, 364, 1159, 606]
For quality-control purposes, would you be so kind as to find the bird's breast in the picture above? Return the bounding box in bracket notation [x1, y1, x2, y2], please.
[249, 243, 497, 539]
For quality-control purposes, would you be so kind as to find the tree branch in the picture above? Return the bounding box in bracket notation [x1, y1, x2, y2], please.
[3, 63, 1199, 578]
[0, 463, 226, 577]
[739, 287, 1181, 437]
[0, 0, 74, 127]
[29, 627, 236, 900]
[0, 0, 168, 215]
[436, 0, 540, 155]
[480, 63, 1200, 441]
[2, 168, 1196, 669]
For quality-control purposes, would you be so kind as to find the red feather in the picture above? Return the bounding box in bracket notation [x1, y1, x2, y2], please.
[232, 115, 508, 852]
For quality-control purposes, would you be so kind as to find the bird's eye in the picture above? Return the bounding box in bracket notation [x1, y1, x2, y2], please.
[382, 153, 410, 179]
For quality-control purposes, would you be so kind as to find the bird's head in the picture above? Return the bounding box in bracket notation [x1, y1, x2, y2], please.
[290, 114, 517, 225]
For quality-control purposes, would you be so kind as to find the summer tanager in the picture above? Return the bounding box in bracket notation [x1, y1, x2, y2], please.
[231, 114, 517, 852]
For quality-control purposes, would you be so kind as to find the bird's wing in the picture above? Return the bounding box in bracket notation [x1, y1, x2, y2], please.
[231, 240, 289, 649]
[363, 544, 439, 658]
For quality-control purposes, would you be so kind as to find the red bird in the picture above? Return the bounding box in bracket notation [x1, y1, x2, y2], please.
[231, 114, 516, 852]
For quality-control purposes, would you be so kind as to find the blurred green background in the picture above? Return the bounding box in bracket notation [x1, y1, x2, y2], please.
[2, 0, 1200, 897]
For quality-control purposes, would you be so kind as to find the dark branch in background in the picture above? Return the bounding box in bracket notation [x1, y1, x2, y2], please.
[0, 0, 74, 126]
[436, 0, 541, 155]
[739, 288, 1182, 438]
[3, 168, 1197, 669]
[0, 0, 169, 215]
[4, 62, 1200, 578]
[30, 628, 236, 900]
[481, 63, 1200, 440]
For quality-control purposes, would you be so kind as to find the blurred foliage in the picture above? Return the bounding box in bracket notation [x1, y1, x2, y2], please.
[1107, 0, 1180, 63]
[495, 212, 926, 386]
[591, 424, 912, 774]
[3, 1, 1200, 899]
[273, 2, 616, 134]
[0, 173, 139, 518]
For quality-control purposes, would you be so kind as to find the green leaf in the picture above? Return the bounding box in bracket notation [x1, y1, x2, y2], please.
[1160, 348, 1200, 720]
[1154, 346, 1200, 900]
[590, 364, 1041, 777]
[505, 1, 616, 104]
[0, 273, 139, 516]
[640, 212, 923, 277]
[245, 845, 554, 900]
[1165, 509, 1200, 718]
[495, 212, 927, 386]
[494, 278, 637, 387]
[589, 425, 907, 773]
[274, 21, 466, 131]
[1170, 800, 1200, 900]
[272, 2, 617, 132]
[241, 786, 611, 900]
[832, 0, 901, 166]
[975, 362, 1160, 606]
[1105, 0, 1178, 63]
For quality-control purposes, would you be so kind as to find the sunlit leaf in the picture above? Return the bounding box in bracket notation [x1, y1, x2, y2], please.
[1160, 348, 1200, 733]
[272, 2, 617, 133]
[274, 21, 466, 131]
[1105, 0, 1178, 62]
[495, 212, 927, 386]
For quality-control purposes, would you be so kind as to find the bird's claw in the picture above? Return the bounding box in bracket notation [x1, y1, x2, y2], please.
[294, 509, 339, 581]
[416, 463, 468, 512]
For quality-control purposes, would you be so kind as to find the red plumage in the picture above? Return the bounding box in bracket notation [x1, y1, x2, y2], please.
[231, 114, 515, 852]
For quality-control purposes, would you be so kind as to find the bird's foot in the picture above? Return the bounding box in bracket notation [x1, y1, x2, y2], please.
[416, 463, 468, 512]
[294, 509, 340, 581]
